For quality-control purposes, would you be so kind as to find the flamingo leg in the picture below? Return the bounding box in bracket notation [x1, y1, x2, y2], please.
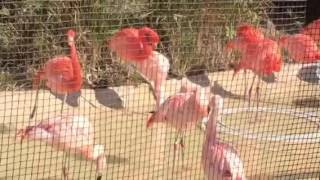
[80, 93, 97, 108]
[244, 70, 248, 99]
[247, 74, 257, 109]
[60, 94, 67, 115]
[179, 132, 186, 168]
[62, 152, 69, 180]
[96, 174, 102, 180]
[30, 87, 40, 119]
[172, 132, 181, 172]
[172, 131, 186, 172]
[254, 77, 261, 122]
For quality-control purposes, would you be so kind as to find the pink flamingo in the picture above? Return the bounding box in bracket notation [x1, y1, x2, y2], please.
[301, 18, 320, 44]
[225, 24, 264, 100]
[279, 33, 320, 63]
[30, 30, 91, 119]
[108, 27, 160, 63]
[180, 77, 211, 129]
[16, 115, 106, 180]
[226, 24, 282, 100]
[108, 27, 167, 108]
[226, 25, 282, 120]
[146, 87, 209, 170]
[202, 95, 246, 180]
[135, 51, 170, 108]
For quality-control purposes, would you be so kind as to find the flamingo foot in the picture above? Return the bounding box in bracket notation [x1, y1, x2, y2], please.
[62, 166, 69, 180]
[173, 142, 178, 173]
[248, 85, 253, 108]
[253, 86, 261, 122]
[179, 137, 185, 168]
[96, 174, 102, 180]
[249, 85, 261, 123]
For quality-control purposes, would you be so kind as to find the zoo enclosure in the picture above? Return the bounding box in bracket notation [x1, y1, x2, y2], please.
[1, 0, 319, 180]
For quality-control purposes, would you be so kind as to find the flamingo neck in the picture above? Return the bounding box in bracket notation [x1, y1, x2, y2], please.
[69, 42, 82, 80]
[205, 96, 222, 146]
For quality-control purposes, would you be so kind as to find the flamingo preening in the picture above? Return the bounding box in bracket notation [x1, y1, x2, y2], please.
[16, 115, 106, 180]
[108, 27, 169, 108]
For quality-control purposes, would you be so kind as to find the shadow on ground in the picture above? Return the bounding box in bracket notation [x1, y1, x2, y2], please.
[293, 97, 320, 108]
[94, 88, 124, 109]
[52, 92, 80, 107]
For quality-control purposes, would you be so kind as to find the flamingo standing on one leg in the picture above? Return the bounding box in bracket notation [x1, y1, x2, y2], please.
[30, 30, 88, 119]
[16, 115, 106, 180]
[279, 33, 320, 63]
[146, 88, 209, 171]
[108, 27, 169, 108]
[202, 95, 246, 180]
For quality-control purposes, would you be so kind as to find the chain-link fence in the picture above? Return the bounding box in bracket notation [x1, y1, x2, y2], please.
[2, 0, 320, 179]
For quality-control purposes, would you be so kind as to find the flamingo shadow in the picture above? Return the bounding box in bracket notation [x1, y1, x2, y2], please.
[293, 97, 320, 108]
[297, 64, 320, 84]
[186, 72, 244, 100]
[186, 72, 211, 87]
[106, 154, 128, 164]
[94, 88, 124, 109]
[0, 123, 11, 134]
[52, 92, 80, 107]
[211, 81, 244, 100]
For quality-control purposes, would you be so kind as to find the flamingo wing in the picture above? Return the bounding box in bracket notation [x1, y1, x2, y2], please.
[147, 92, 195, 127]
[45, 57, 74, 81]
[109, 28, 148, 61]
[55, 116, 94, 149]
[301, 19, 320, 43]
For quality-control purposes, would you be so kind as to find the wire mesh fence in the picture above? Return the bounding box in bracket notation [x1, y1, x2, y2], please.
[1, 0, 320, 179]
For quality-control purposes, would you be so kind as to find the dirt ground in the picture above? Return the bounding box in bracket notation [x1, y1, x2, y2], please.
[0, 64, 319, 180]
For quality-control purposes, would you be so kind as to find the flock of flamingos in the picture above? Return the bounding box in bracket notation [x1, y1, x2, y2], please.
[13, 17, 320, 180]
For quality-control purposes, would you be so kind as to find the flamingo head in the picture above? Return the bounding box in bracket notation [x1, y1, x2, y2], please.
[67, 30, 76, 45]
[139, 27, 160, 50]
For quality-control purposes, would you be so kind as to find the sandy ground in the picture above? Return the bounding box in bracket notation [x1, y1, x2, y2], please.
[0, 64, 319, 179]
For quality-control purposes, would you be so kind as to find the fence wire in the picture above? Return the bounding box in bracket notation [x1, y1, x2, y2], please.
[2, 0, 320, 180]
